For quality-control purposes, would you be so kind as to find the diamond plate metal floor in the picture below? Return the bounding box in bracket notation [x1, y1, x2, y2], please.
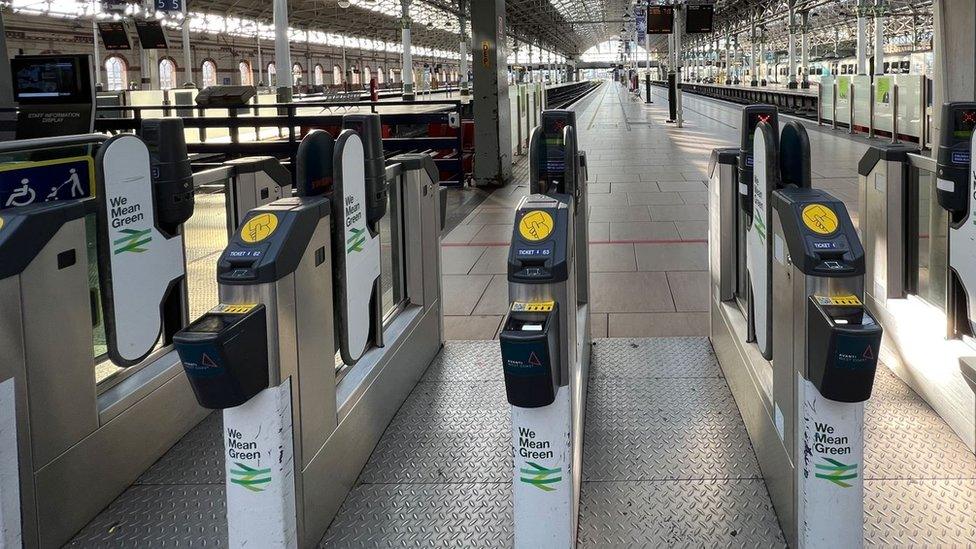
[66, 338, 976, 547]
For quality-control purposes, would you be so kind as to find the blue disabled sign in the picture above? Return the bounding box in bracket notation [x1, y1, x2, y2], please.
[0, 156, 94, 210]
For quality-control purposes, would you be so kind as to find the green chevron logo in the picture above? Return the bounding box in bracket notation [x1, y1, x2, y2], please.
[814, 458, 858, 488]
[113, 228, 152, 254]
[519, 461, 562, 492]
[346, 227, 366, 253]
[229, 462, 272, 492]
[753, 213, 766, 240]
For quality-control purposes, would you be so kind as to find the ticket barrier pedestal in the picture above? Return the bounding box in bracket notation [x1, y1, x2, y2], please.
[500, 195, 581, 548]
[175, 117, 443, 548]
[768, 188, 881, 547]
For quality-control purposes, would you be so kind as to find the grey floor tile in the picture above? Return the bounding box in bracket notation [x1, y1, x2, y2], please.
[590, 205, 652, 223]
[611, 182, 660, 194]
[591, 272, 674, 313]
[648, 204, 708, 222]
[589, 222, 610, 242]
[442, 274, 492, 315]
[667, 271, 710, 312]
[470, 224, 514, 244]
[608, 312, 710, 337]
[588, 193, 633, 207]
[680, 191, 708, 205]
[635, 242, 707, 271]
[469, 246, 510, 275]
[609, 221, 681, 242]
[442, 224, 481, 244]
[441, 246, 487, 275]
[443, 315, 503, 340]
[657, 180, 709, 193]
[591, 313, 608, 338]
[466, 210, 514, 226]
[675, 220, 708, 240]
[627, 192, 684, 205]
[589, 243, 637, 272]
[472, 274, 510, 315]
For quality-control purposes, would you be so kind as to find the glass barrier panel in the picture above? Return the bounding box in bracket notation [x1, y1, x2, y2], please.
[913, 168, 948, 310]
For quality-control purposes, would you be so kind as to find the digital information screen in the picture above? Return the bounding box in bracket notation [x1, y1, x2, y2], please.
[647, 6, 674, 35]
[98, 21, 130, 50]
[542, 116, 568, 177]
[135, 20, 168, 49]
[12, 57, 84, 100]
[953, 109, 976, 140]
[685, 4, 715, 34]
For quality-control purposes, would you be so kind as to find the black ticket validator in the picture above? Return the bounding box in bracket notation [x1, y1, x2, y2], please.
[174, 304, 269, 409]
[738, 105, 779, 218]
[935, 102, 976, 225]
[500, 304, 560, 408]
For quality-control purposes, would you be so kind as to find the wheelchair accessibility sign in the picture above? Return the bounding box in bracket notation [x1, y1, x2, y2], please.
[0, 156, 94, 210]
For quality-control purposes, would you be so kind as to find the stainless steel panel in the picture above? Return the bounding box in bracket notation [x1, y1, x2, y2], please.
[36, 368, 208, 548]
[293, 221, 336, 471]
[710, 164, 737, 302]
[300, 303, 442, 547]
[22, 218, 97, 469]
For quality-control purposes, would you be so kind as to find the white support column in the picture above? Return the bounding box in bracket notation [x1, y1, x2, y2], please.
[400, 0, 415, 100]
[787, 0, 798, 88]
[675, 4, 683, 127]
[800, 10, 810, 88]
[273, 0, 292, 100]
[873, 0, 886, 76]
[750, 19, 758, 86]
[856, 0, 869, 75]
[91, 0, 101, 88]
[182, 0, 194, 87]
[140, 0, 158, 90]
[458, 1, 470, 96]
[257, 37, 263, 86]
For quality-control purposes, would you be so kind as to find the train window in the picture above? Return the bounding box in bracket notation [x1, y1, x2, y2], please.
[883, 62, 890, 73]
[901, 61, 911, 74]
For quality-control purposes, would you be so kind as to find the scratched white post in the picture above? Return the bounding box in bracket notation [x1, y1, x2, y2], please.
[511, 386, 572, 548]
[223, 380, 298, 548]
[796, 374, 865, 549]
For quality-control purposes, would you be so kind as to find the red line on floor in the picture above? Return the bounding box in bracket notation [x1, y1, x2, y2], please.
[442, 238, 708, 247]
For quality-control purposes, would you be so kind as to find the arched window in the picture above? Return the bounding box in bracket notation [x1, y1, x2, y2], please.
[104, 56, 127, 91]
[239, 61, 252, 85]
[352, 67, 361, 86]
[292, 63, 303, 85]
[376, 66, 384, 84]
[313, 64, 324, 86]
[201, 59, 217, 88]
[158, 58, 177, 90]
[363, 65, 372, 84]
[333, 65, 343, 85]
[267, 62, 277, 86]
[389, 68, 396, 83]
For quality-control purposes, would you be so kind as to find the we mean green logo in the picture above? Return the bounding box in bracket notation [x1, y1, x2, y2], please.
[815, 458, 858, 488]
[520, 461, 562, 492]
[230, 462, 272, 492]
[113, 228, 152, 254]
[346, 227, 366, 253]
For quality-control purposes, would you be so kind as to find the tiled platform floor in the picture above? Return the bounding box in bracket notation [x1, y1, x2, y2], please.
[442, 81, 868, 340]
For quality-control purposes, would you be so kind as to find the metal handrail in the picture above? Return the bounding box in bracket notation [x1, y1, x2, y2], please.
[0, 133, 106, 154]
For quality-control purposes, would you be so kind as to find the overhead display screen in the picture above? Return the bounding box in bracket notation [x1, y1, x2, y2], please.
[98, 21, 131, 50]
[647, 6, 674, 35]
[685, 4, 715, 33]
[135, 20, 167, 49]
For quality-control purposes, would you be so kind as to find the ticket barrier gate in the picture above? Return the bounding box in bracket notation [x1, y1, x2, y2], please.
[711, 110, 882, 547]
[500, 109, 590, 547]
[0, 120, 205, 548]
[174, 114, 444, 548]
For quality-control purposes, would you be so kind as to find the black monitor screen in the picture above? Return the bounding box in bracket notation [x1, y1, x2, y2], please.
[11, 56, 92, 102]
[98, 21, 131, 50]
[952, 109, 976, 140]
[647, 6, 674, 35]
[685, 4, 714, 34]
[135, 20, 167, 49]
